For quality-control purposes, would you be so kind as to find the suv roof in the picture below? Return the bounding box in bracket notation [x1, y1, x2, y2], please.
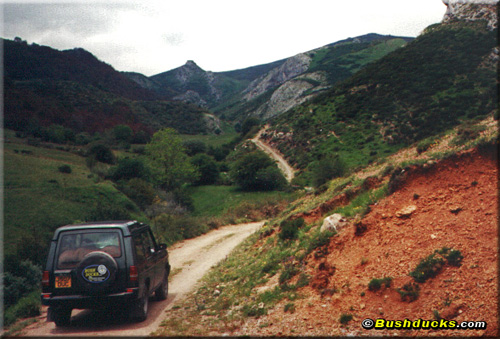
[52, 220, 148, 240]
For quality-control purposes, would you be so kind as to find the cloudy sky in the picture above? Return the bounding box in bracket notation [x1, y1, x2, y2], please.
[2, 0, 446, 76]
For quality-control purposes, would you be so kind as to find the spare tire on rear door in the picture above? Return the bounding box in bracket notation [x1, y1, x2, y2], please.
[76, 251, 118, 292]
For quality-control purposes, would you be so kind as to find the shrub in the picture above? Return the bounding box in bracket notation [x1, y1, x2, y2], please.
[284, 303, 296, 313]
[86, 198, 132, 221]
[307, 230, 335, 254]
[242, 303, 266, 317]
[87, 144, 116, 164]
[111, 157, 149, 181]
[279, 264, 299, 285]
[451, 123, 486, 146]
[58, 165, 72, 174]
[296, 273, 310, 288]
[368, 277, 393, 291]
[113, 125, 133, 143]
[387, 167, 407, 194]
[397, 282, 420, 302]
[311, 155, 347, 188]
[230, 150, 287, 191]
[183, 140, 207, 156]
[339, 313, 353, 325]
[278, 218, 304, 241]
[3, 260, 42, 308]
[4, 291, 41, 327]
[436, 247, 464, 267]
[416, 137, 436, 154]
[409, 254, 445, 283]
[191, 154, 219, 185]
[119, 178, 156, 209]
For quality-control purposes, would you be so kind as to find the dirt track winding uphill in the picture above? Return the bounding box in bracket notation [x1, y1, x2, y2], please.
[251, 128, 295, 182]
[18, 222, 263, 337]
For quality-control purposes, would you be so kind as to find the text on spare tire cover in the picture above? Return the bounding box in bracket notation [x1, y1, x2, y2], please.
[82, 264, 110, 283]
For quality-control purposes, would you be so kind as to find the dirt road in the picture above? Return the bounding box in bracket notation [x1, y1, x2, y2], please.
[251, 129, 295, 182]
[18, 221, 264, 337]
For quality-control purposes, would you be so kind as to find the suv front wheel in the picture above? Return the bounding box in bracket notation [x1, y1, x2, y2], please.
[155, 271, 169, 301]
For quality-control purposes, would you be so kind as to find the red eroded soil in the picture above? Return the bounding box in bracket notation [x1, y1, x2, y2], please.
[238, 148, 498, 336]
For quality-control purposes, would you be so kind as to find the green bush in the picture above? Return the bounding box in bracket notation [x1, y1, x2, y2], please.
[368, 277, 393, 291]
[230, 150, 287, 191]
[307, 230, 335, 254]
[451, 123, 487, 146]
[85, 197, 132, 222]
[119, 178, 156, 209]
[416, 137, 436, 154]
[113, 124, 133, 143]
[87, 143, 116, 164]
[279, 264, 300, 285]
[4, 290, 41, 327]
[284, 303, 296, 313]
[296, 273, 310, 288]
[111, 158, 149, 181]
[311, 155, 347, 188]
[58, 165, 72, 174]
[3, 260, 42, 308]
[191, 154, 219, 185]
[183, 140, 207, 156]
[339, 313, 353, 325]
[409, 254, 445, 283]
[278, 218, 304, 241]
[436, 247, 464, 267]
[397, 282, 420, 302]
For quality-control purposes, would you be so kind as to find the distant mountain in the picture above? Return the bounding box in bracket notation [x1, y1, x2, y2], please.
[3, 38, 216, 135]
[4, 39, 159, 101]
[126, 34, 412, 121]
[263, 13, 498, 170]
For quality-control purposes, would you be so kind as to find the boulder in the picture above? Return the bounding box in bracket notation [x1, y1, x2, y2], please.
[320, 213, 347, 233]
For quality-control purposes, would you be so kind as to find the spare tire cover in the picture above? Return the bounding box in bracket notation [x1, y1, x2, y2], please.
[76, 251, 118, 292]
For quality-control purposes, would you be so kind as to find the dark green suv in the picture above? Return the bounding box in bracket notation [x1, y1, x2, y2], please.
[41, 221, 170, 326]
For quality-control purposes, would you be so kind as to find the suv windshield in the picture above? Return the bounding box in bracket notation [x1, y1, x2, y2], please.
[56, 231, 122, 269]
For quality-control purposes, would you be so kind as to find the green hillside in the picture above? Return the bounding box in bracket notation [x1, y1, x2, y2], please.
[267, 21, 497, 181]
[3, 131, 146, 262]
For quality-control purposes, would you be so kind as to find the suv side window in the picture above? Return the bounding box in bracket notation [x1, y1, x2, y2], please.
[144, 230, 157, 256]
[132, 230, 157, 265]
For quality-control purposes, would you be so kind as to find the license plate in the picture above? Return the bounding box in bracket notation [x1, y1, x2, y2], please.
[55, 275, 71, 288]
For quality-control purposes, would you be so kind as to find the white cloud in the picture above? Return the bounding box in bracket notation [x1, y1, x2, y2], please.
[2, 0, 447, 75]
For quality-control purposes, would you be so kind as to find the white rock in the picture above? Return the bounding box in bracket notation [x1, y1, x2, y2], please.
[320, 213, 347, 233]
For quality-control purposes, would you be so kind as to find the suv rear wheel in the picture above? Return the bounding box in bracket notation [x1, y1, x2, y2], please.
[50, 307, 72, 327]
[129, 287, 149, 322]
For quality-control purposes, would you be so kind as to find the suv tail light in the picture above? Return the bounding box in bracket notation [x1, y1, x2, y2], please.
[42, 271, 50, 288]
[129, 266, 138, 282]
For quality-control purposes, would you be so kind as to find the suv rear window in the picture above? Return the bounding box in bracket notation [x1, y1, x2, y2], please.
[56, 231, 122, 269]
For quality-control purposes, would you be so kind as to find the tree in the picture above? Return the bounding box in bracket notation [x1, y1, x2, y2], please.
[191, 154, 219, 185]
[87, 143, 116, 164]
[240, 117, 260, 136]
[113, 124, 134, 143]
[145, 128, 199, 190]
[230, 150, 287, 191]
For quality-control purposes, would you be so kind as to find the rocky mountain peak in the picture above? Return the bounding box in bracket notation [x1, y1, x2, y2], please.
[442, 0, 498, 29]
[185, 60, 200, 68]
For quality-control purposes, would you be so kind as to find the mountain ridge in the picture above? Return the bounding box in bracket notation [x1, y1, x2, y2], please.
[126, 33, 413, 121]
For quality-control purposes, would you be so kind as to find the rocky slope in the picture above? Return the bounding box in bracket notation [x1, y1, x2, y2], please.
[237, 146, 498, 337]
[443, 0, 498, 29]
